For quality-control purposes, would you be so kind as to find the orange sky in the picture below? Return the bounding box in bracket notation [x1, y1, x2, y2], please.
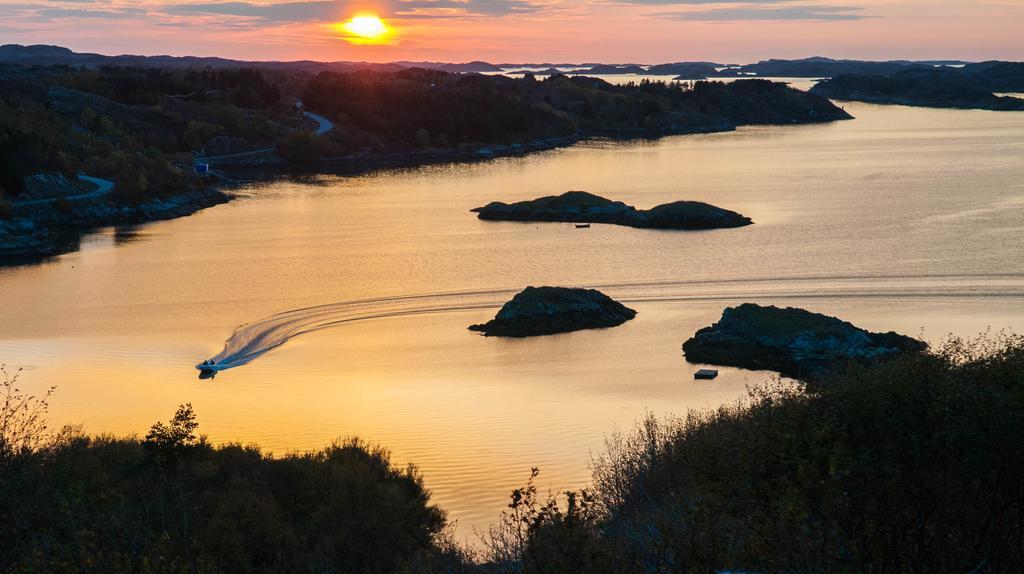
[2, 1, 1022, 63]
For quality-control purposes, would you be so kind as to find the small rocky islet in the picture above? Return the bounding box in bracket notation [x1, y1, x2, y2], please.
[471, 191, 753, 230]
[469, 286, 637, 337]
[682, 303, 927, 380]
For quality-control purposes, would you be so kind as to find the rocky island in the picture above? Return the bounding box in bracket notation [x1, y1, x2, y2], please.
[469, 286, 637, 337]
[472, 191, 752, 230]
[682, 303, 927, 380]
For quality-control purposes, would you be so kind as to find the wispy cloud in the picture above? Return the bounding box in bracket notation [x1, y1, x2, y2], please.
[1, 1, 148, 21]
[166, 0, 547, 21]
[607, 0, 868, 21]
[166, 1, 342, 21]
[614, 0, 803, 4]
[36, 6, 148, 18]
[656, 4, 868, 21]
[0, 0, 552, 26]
[395, 0, 547, 17]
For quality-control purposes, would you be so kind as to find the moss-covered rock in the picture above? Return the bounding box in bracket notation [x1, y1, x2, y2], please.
[683, 303, 926, 379]
[472, 191, 752, 230]
[470, 286, 637, 337]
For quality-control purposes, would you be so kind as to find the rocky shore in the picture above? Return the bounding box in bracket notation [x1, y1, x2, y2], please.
[472, 191, 753, 230]
[470, 286, 637, 337]
[0, 188, 230, 265]
[682, 303, 927, 380]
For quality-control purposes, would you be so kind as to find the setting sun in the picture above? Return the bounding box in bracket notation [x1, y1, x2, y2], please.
[335, 14, 393, 44]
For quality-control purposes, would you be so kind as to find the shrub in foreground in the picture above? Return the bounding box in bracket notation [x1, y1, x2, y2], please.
[0, 401, 450, 573]
[494, 335, 1024, 573]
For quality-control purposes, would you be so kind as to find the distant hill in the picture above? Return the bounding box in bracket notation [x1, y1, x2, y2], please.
[959, 61, 1024, 92]
[394, 60, 503, 73]
[2, 46, 992, 82]
[811, 65, 1024, 110]
[729, 57, 970, 78]
[0, 44, 499, 74]
[577, 64, 648, 75]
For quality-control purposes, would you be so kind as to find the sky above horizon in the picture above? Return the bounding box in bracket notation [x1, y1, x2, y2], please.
[2, 1, 1021, 64]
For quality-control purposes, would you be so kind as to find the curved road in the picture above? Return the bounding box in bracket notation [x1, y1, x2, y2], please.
[13, 174, 115, 207]
[197, 108, 334, 164]
[303, 110, 334, 135]
[12, 113, 329, 209]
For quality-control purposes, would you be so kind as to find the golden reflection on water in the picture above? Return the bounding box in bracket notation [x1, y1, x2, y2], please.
[1, 101, 1024, 539]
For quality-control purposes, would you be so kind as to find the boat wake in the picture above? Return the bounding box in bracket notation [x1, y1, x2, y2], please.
[199, 272, 1024, 375]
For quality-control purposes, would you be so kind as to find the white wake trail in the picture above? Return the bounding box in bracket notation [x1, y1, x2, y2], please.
[199, 272, 1024, 374]
[205, 289, 518, 370]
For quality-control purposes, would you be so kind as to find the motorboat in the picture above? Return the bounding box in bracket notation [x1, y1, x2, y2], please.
[196, 360, 220, 379]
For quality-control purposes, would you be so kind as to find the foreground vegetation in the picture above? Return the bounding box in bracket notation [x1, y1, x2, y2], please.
[4, 335, 1021, 572]
[0, 376, 466, 572]
[487, 334, 1024, 573]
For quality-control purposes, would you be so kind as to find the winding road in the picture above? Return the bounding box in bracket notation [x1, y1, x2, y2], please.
[196, 106, 334, 165]
[14, 107, 333, 207]
[303, 110, 334, 135]
[13, 174, 115, 207]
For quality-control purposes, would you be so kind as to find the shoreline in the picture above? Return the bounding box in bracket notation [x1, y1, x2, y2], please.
[0, 188, 231, 267]
[813, 94, 1024, 111]
[0, 116, 839, 269]
[206, 122, 739, 174]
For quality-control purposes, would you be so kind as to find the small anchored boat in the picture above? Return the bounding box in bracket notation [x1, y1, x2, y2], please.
[575, 223, 591, 229]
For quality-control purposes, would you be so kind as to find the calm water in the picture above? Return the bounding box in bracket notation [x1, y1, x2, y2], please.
[2, 101, 1024, 540]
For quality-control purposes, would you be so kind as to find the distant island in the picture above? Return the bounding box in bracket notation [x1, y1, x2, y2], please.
[469, 286, 636, 337]
[497, 57, 980, 81]
[811, 64, 1024, 110]
[722, 57, 969, 79]
[682, 303, 927, 380]
[472, 191, 753, 230]
[648, 62, 723, 79]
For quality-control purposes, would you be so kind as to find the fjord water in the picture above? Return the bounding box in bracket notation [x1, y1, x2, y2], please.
[2, 101, 1024, 538]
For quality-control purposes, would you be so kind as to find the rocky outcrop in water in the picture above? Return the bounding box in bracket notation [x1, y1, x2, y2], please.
[469, 286, 637, 337]
[682, 304, 927, 380]
[472, 191, 752, 230]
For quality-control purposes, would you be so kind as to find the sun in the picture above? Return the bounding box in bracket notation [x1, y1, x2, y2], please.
[344, 15, 387, 38]
[335, 14, 393, 44]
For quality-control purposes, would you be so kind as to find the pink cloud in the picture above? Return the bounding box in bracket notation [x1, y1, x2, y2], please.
[0, 0, 1020, 62]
